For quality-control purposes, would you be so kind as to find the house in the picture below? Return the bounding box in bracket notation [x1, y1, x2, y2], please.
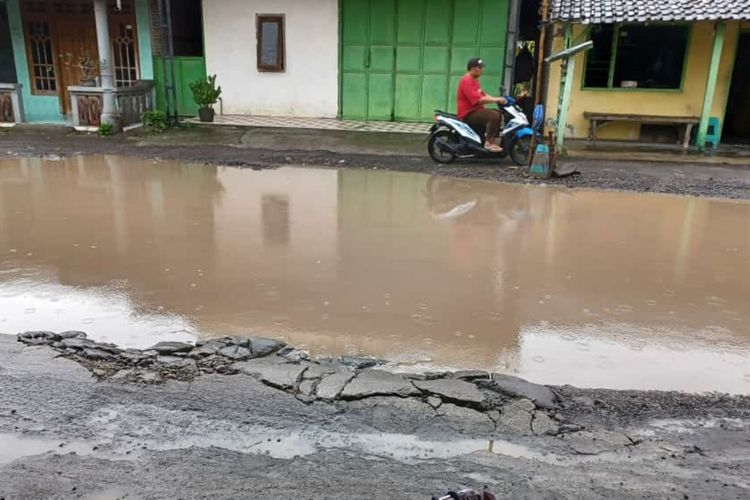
[0, 0, 156, 128]
[198, 0, 518, 121]
[2, 0, 532, 125]
[545, 0, 750, 148]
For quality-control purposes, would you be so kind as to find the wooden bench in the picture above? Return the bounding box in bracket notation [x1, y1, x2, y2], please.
[583, 112, 700, 149]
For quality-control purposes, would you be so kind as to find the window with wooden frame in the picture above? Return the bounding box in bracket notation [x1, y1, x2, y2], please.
[111, 21, 139, 86]
[26, 19, 58, 93]
[256, 15, 284, 72]
[584, 24, 689, 90]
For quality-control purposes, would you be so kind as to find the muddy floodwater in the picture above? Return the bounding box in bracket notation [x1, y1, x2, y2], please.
[1, 156, 749, 393]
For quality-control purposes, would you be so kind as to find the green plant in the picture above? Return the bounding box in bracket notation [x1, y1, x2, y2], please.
[98, 123, 114, 136]
[189, 74, 222, 109]
[142, 110, 168, 134]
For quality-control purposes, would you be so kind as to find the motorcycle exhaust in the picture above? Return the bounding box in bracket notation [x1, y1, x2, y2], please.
[434, 137, 459, 154]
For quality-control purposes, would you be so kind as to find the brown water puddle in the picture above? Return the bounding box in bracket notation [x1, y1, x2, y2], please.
[1, 156, 749, 393]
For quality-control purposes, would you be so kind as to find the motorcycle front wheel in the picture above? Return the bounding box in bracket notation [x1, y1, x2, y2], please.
[509, 135, 532, 166]
[428, 129, 457, 164]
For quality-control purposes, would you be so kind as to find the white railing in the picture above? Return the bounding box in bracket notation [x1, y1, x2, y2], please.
[116, 81, 155, 127]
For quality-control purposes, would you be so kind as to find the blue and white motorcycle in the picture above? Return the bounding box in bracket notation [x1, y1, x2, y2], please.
[427, 96, 540, 166]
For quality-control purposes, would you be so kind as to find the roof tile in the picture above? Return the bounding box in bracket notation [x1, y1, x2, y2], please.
[551, 0, 750, 23]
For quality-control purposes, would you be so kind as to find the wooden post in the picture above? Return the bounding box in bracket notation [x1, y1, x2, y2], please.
[696, 22, 726, 150]
[527, 134, 537, 167]
[607, 25, 620, 88]
[533, 0, 550, 107]
[548, 130, 557, 177]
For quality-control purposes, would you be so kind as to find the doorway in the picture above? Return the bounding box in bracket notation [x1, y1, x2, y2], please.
[55, 15, 99, 113]
[511, 0, 540, 120]
[0, 2, 17, 83]
[723, 32, 750, 145]
[153, 0, 206, 117]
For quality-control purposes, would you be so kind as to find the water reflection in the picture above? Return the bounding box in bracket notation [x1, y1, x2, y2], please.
[1, 156, 749, 393]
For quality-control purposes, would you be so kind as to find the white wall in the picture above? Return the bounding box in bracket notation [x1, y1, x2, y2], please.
[202, 0, 339, 118]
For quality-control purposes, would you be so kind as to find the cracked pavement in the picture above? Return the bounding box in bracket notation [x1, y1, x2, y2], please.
[2, 334, 750, 499]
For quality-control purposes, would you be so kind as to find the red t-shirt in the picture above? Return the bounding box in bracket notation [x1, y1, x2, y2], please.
[457, 74, 486, 120]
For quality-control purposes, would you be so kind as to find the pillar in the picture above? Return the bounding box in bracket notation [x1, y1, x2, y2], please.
[696, 22, 726, 150]
[555, 24, 574, 150]
[93, 0, 122, 131]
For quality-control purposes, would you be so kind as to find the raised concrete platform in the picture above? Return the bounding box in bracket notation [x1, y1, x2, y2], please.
[185, 114, 432, 135]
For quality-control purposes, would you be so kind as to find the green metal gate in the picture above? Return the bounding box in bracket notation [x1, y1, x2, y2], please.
[340, 0, 509, 122]
[154, 56, 206, 117]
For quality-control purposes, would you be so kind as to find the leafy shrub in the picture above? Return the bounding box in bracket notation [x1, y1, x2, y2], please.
[189, 74, 222, 108]
[142, 110, 168, 134]
[98, 123, 114, 136]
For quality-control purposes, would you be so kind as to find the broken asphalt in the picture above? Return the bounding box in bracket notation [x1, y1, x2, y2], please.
[2, 333, 750, 499]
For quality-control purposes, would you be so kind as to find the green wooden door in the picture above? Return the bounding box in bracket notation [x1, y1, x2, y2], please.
[340, 0, 508, 122]
[448, 0, 508, 114]
[394, 0, 453, 121]
[340, 0, 396, 121]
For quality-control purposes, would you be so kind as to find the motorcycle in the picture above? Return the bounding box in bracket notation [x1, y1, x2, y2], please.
[427, 92, 540, 166]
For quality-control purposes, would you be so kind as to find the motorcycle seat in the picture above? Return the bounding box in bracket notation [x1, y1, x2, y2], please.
[434, 109, 459, 120]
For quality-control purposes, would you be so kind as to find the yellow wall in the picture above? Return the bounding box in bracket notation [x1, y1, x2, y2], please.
[546, 21, 742, 141]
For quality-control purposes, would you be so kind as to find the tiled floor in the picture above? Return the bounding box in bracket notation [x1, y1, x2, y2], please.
[186, 114, 432, 134]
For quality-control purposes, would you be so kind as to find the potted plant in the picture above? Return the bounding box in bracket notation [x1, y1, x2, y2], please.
[190, 74, 222, 122]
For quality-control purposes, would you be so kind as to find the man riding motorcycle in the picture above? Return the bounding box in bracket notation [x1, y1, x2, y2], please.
[456, 58, 508, 153]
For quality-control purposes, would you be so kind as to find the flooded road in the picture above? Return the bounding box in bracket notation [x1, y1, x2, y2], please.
[1, 156, 749, 393]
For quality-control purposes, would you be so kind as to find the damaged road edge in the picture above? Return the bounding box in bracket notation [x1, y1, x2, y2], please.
[15, 330, 562, 437]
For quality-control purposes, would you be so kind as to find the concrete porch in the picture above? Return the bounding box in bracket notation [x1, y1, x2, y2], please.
[564, 139, 750, 166]
[185, 114, 432, 135]
[181, 115, 750, 166]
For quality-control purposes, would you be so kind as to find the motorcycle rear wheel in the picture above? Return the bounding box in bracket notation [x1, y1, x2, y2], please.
[428, 129, 457, 164]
